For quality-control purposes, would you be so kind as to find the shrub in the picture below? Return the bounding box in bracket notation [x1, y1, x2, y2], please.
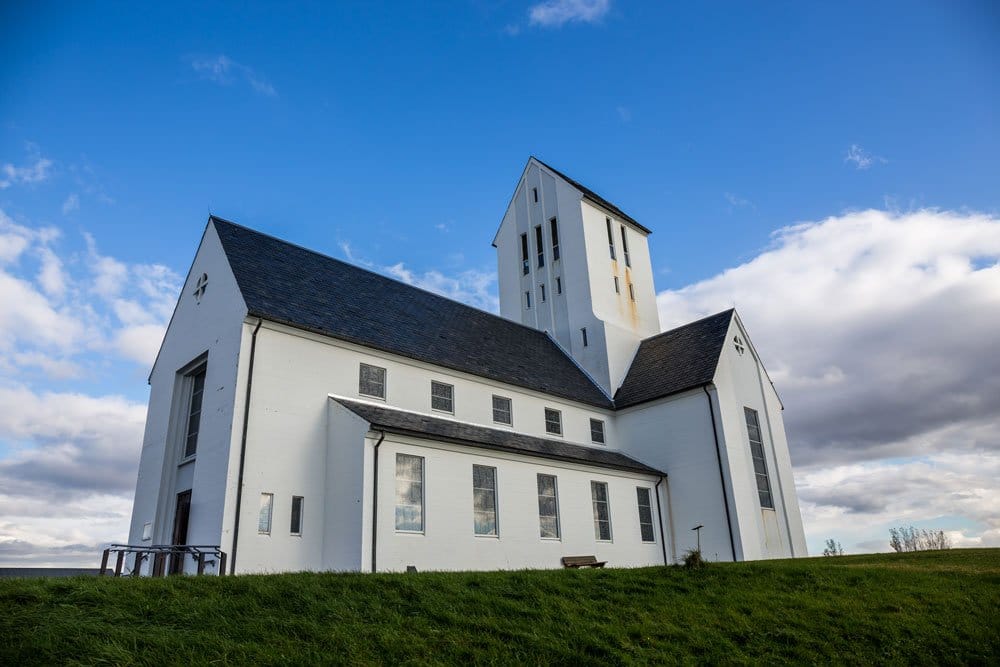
[682, 549, 705, 569]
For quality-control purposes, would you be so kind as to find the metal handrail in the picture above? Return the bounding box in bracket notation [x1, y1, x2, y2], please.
[100, 544, 227, 577]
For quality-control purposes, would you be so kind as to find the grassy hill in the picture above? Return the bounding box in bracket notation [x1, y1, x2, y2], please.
[1, 549, 997, 665]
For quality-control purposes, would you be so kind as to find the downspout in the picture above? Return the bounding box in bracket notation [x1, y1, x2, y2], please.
[370, 430, 386, 573]
[229, 318, 262, 575]
[664, 475, 678, 564]
[703, 385, 738, 562]
[654, 476, 668, 565]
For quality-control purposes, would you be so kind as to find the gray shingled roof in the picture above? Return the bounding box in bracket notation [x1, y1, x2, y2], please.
[533, 157, 652, 235]
[212, 217, 613, 408]
[614, 309, 735, 409]
[333, 398, 664, 475]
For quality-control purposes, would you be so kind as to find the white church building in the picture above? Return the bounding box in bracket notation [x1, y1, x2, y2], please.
[127, 157, 807, 574]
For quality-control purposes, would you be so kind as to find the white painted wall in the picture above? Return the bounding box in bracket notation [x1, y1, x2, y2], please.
[127, 222, 249, 574]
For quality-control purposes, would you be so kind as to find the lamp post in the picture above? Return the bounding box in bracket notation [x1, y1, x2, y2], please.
[692, 524, 704, 553]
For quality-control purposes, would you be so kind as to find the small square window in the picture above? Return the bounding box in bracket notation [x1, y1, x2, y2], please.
[359, 363, 387, 399]
[590, 418, 605, 445]
[492, 395, 512, 425]
[258, 493, 273, 534]
[544, 408, 562, 436]
[141, 522, 152, 541]
[431, 381, 454, 413]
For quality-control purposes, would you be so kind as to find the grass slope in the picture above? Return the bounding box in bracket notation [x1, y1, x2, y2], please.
[1, 549, 997, 665]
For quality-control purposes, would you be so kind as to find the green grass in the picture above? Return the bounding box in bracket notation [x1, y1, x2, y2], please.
[2, 549, 997, 665]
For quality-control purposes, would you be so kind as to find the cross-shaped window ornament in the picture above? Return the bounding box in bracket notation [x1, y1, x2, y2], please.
[734, 335, 745, 355]
[194, 273, 208, 303]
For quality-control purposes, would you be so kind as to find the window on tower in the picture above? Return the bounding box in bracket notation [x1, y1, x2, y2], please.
[606, 218, 616, 260]
[620, 225, 631, 267]
[520, 233, 529, 275]
[550, 218, 560, 261]
[535, 225, 545, 268]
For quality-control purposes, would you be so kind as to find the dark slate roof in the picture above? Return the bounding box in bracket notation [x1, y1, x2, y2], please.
[211, 217, 613, 408]
[614, 309, 735, 409]
[333, 398, 664, 475]
[533, 157, 652, 235]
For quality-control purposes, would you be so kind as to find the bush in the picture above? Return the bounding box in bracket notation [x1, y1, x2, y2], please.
[682, 549, 705, 569]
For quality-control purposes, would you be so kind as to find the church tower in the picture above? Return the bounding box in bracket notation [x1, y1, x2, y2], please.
[494, 158, 661, 395]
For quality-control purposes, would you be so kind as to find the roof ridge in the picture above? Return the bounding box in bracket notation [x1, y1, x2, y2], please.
[640, 308, 736, 344]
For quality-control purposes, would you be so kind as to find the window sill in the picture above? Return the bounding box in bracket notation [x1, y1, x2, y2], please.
[540, 537, 562, 542]
[178, 455, 196, 467]
[395, 530, 425, 536]
[474, 534, 500, 539]
[431, 408, 454, 415]
[545, 431, 563, 438]
[762, 507, 776, 512]
[359, 392, 386, 402]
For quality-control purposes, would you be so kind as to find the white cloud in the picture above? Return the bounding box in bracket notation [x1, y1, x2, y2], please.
[616, 105, 631, 122]
[190, 54, 277, 97]
[0, 146, 53, 189]
[657, 207, 1000, 551]
[844, 143, 886, 170]
[529, 0, 610, 27]
[724, 192, 754, 211]
[61, 193, 80, 215]
[384, 263, 499, 313]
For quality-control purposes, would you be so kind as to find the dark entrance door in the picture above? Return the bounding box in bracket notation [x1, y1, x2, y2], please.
[170, 490, 191, 574]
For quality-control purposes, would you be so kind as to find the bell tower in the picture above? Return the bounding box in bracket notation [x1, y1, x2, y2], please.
[493, 157, 661, 395]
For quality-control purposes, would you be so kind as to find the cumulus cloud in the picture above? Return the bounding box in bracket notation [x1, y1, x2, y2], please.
[61, 193, 80, 215]
[190, 54, 277, 97]
[529, 0, 610, 27]
[657, 207, 1000, 551]
[0, 145, 53, 189]
[844, 143, 886, 170]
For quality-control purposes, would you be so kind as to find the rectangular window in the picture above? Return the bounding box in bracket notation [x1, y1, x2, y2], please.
[492, 395, 512, 425]
[590, 418, 605, 445]
[550, 218, 560, 261]
[629, 283, 636, 301]
[581, 327, 588, 347]
[359, 363, 386, 399]
[614, 276, 620, 294]
[258, 493, 273, 534]
[591, 481, 612, 541]
[636, 488, 655, 542]
[395, 454, 424, 532]
[621, 226, 631, 267]
[532, 187, 538, 203]
[290, 496, 303, 535]
[544, 408, 562, 435]
[745, 408, 774, 509]
[537, 474, 560, 539]
[535, 225, 545, 268]
[520, 233, 530, 275]
[472, 465, 498, 536]
[556, 277, 562, 294]
[183, 367, 206, 459]
[606, 218, 616, 260]
[431, 380, 454, 413]
[540, 284, 546, 302]
[525, 291, 532, 309]
[141, 522, 152, 541]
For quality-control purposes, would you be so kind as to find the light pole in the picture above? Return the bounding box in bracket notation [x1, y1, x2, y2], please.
[692, 524, 704, 553]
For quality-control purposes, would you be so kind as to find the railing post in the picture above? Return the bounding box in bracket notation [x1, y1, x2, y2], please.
[132, 552, 144, 577]
[218, 552, 227, 576]
[115, 550, 124, 576]
[153, 553, 165, 577]
[197, 552, 206, 575]
[100, 548, 110, 575]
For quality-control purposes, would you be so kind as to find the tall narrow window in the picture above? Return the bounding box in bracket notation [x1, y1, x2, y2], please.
[535, 225, 545, 268]
[290, 496, 304, 535]
[520, 233, 529, 275]
[590, 418, 605, 445]
[183, 367, 206, 459]
[544, 408, 562, 435]
[581, 327, 589, 347]
[492, 395, 512, 425]
[629, 283, 636, 301]
[359, 363, 386, 399]
[636, 488, 655, 542]
[550, 218, 560, 261]
[431, 381, 454, 413]
[472, 465, 498, 536]
[258, 493, 273, 534]
[620, 226, 631, 267]
[556, 277, 562, 294]
[537, 474, 560, 538]
[614, 276, 620, 294]
[591, 481, 612, 541]
[606, 218, 616, 260]
[395, 454, 424, 532]
[540, 284, 546, 302]
[532, 187, 538, 203]
[745, 408, 774, 509]
[525, 291, 532, 309]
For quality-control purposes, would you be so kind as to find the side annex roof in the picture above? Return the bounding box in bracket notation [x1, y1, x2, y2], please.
[211, 216, 613, 408]
[614, 309, 735, 409]
[333, 398, 664, 475]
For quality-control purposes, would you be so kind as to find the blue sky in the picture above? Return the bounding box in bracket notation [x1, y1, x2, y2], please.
[1, 1, 998, 564]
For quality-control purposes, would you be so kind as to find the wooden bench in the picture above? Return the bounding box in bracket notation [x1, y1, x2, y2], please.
[561, 555, 607, 569]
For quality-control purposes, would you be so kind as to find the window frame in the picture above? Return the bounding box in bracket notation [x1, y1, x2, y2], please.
[544, 407, 563, 436]
[359, 362, 387, 400]
[606, 217, 616, 259]
[258, 493, 274, 535]
[614, 276, 620, 294]
[290, 495, 304, 536]
[535, 225, 545, 268]
[581, 327, 588, 347]
[550, 217, 560, 262]
[492, 395, 513, 426]
[472, 464, 499, 537]
[744, 407, 775, 509]
[540, 283, 546, 302]
[536, 473, 561, 540]
[520, 233, 530, 275]
[590, 418, 605, 445]
[181, 364, 207, 461]
[620, 225, 631, 267]
[629, 283, 636, 301]
[532, 186, 538, 203]
[394, 453, 425, 533]
[525, 290, 532, 309]
[430, 380, 454, 414]
[591, 481, 613, 542]
[636, 487, 655, 543]
[556, 277, 562, 294]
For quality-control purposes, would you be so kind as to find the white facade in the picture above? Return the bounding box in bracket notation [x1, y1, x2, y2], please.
[128, 159, 807, 574]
